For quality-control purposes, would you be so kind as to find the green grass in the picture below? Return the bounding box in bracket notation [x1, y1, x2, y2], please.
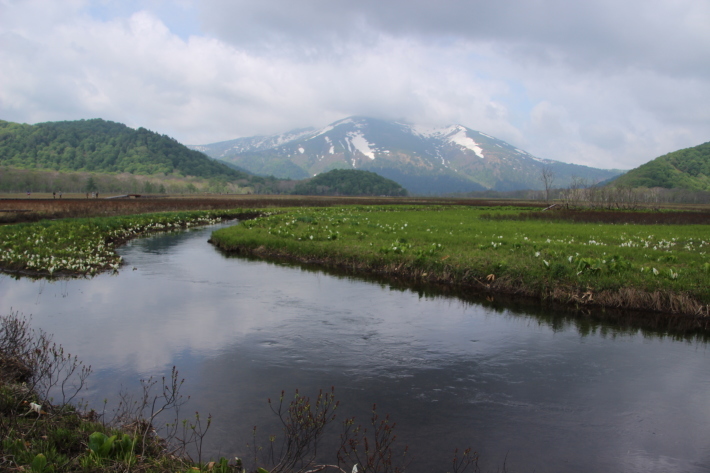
[211, 205, 710, 313]
[0, 389, 237, 473]
[3, 203, 709, 310]
[0, 209, 259, 276]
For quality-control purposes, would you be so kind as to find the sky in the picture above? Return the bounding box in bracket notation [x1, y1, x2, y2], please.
[1, 0, 709, 170]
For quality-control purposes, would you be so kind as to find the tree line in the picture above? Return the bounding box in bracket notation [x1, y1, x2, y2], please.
[0, 167, 258, 195]
[0, 119, 249, 180]
[612, 141, 710, 191]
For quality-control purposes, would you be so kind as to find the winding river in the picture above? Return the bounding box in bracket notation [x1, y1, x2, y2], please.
[1, 222, 709, 472]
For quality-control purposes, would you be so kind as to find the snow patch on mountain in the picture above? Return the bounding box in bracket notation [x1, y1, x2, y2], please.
[276, 129, 314, 145]
[312, 125, 335, 138]
[322, 136, 335, 154]
[409, 124, 445, 138]
[334, 117, 356, 126]
[448, 128, 484, 159]
[409, 125, 485, 159]
[347, 132, 376, 160]
[312, 117, 356, 138]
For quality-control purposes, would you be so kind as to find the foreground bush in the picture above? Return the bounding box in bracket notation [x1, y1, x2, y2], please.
[0, 311, 231, 472]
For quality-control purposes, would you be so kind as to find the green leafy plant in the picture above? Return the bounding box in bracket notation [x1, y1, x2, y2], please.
[85, 431, 136, 467]
[31, 453, 49, 473]
[88, 431, 116, 458]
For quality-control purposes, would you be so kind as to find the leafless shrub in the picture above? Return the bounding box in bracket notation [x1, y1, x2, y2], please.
[485, 208, 710, 225]
[106, 366, 208, 459]
[252, 387, 341, 473]
[449, 448, 481, 473]
[0, 311, 91, 413]
[540, 166, 555, 203]
[338, 404, 410, 473]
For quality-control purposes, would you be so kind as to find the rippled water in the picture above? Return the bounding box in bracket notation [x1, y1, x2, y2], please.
[1, 222, 709, 472]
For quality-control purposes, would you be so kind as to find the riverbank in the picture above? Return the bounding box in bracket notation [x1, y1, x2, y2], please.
[0, 312, 243, 472]
[0, 195, 535, 277]
[0, 209, 262, 277]
[1, 308, 421, 473]
[3, 200, 710, 324]
[210, 205, 710, 328]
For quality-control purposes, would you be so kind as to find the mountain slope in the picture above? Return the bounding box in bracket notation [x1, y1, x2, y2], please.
[0, 119, 249, 180]
[192, 117, 622, 194]
[611, 141, 710, 190]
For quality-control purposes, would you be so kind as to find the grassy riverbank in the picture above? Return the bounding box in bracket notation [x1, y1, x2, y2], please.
[0, 209, 261, 277]
[0, 195, 532, 277]
[210, 205, 710, 321]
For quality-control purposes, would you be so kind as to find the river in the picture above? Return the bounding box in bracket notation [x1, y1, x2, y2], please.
[1, 222, 708, 472]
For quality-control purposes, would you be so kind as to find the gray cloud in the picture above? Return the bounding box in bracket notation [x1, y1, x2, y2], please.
[201, 0, 710, 77]
[0, 0, 708, 170]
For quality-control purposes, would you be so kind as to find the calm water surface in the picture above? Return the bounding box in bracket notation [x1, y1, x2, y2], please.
[1, 222, 709, 472]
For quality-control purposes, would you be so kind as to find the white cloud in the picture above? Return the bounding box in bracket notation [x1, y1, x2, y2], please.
[0, 0, 708, 169]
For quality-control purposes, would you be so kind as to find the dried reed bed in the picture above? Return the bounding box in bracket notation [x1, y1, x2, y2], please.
[488, 208, 710, 225]
[0, 195, 542, 224]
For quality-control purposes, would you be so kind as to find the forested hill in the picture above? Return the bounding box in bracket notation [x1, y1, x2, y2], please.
[611, 141, 710, 191]
[292, 169, 408, 196]
[0, 119, 249, 180]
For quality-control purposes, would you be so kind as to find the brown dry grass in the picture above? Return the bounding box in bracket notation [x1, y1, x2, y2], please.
[0, 194, 543, 224]
[486, 208, 710, 225]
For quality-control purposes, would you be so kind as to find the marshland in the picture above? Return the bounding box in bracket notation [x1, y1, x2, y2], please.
[2, 196, 710, 472]
[211, 204, 710, 322]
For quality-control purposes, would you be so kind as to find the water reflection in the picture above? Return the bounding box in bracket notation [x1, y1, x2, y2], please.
[1, 223, 709, 473]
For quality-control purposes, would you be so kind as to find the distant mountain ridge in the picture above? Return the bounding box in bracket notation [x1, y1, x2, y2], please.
[192, 116, 623, 194]
[0, 118, 248, 181]
[610, 141, 710, 191]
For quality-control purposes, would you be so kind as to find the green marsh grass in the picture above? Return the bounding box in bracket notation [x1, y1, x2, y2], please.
[0, 209, 259, 276]
[211, 205, 710, 316]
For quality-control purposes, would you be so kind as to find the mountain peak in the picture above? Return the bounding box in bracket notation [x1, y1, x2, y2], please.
[191, 116, 623, 194]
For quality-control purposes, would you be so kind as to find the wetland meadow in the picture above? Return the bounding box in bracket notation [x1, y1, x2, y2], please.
[2, 197, 710, 473]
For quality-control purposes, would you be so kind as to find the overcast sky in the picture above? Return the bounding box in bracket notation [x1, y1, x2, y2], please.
[1, 0, 708, 169]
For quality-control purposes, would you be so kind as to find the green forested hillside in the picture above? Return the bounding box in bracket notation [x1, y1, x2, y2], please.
[0, 119, 249, 180]
[612, 141, 710, 190]
[292, 169, 408, 196]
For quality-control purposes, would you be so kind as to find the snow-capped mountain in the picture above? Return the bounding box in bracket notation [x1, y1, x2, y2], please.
[190, 117, 623, 194]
